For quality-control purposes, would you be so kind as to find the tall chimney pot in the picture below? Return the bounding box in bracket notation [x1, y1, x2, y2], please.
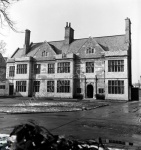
[23, 29, 31, 55]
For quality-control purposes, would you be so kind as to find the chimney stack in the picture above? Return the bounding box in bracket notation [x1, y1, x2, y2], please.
[125, 18, 131, 44]
[64, 22, 74, 45]
[23, 29, 31, 55]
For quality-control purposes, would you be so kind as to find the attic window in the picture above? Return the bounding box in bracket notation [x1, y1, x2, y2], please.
[86, 47, 95, 54]
[42, 51, 48, 57]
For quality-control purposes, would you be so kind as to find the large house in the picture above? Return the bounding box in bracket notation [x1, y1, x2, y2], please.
[6, 18, 132, 100]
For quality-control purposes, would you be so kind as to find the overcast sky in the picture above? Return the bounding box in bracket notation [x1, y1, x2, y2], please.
[0, 0, 140, 83]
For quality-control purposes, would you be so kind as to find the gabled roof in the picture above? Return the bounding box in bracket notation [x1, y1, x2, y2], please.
[11, 34, 126, 59]
[11, 48, 22, 58]
[95, 35, 126, 51]
[26, 41, 57, 57]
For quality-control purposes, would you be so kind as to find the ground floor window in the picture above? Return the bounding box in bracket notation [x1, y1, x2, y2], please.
[16, 81, 26, 92]
[108, 80, 124, 94]
[0, 85, 5, 89]
[99, 88, 104, 94]
[33, 81, 40, 92]
[77, 88, 81, 93]
[47, 81, 54, 92]
[57, 80, 70, 93]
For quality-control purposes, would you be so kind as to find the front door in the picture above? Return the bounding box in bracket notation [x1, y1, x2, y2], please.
[9, 85, 14, 95]
[87, 84, 93, 98]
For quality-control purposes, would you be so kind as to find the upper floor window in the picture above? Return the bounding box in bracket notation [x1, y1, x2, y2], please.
[57, 80, 70, 93]
[42, 51, 48, 57]
[108, 60, 124, 72]
[86, 47, 95, 54]
[16, 81, 26, 92]
[48, 63, 55, 74]
[47, 81, 54, 92]
[17, 64, 27, 74]
[33, 81, 40, 92]
[34, 64, 41, 74]
[108, 80, 124, 94]
[57, 62, 70, 73]
[86, 62, 94, 73]
[9, 66, 15, 77]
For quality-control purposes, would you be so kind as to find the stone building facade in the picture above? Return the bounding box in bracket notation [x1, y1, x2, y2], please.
[6, 18, 132, 100]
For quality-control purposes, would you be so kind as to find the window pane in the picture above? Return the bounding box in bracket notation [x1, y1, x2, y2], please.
[86, 62, 94, 73]
[16, 81, 26, 92]
[57, 62, 70, 73]
[47, 81, 54, 92]
[108, 80, 124, 94]
[17, 64, 27, 74]
[108, 60, 124, 72]
[33, 81, 40, 92]
[57, 80, 70, 93]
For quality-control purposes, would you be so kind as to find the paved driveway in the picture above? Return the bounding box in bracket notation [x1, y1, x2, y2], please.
[0, 97, 141, 149]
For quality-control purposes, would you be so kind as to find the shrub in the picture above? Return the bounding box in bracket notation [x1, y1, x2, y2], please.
[95, 94, 105, 100]
[1, 120, 109, 150]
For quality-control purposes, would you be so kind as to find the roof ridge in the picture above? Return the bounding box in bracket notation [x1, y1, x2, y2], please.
[74, 34, 125, 41]
[95, 34, 125, 38]
[30, 34, 125, 45]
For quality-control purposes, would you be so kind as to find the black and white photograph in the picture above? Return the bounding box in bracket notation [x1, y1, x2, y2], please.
[0, 0, 141, 149]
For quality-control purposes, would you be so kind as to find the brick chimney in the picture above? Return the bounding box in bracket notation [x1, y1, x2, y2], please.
[125, 18, 132, 87]
[23, 29, 30, 55]
[64, 22, 74, 45]
[125, 18, 131, 44]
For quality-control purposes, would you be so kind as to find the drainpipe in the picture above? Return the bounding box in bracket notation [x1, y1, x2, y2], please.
[95, 75, 98, 98]
[82, 72, 86, 99]
[84, 76, 86, 98]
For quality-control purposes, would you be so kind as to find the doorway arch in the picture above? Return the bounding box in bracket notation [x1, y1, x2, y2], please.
[87, 84, 93, 98]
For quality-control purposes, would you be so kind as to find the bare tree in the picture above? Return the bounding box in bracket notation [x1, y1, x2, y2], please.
[0, 0, 20, 32]
[0, 40, 6, 54]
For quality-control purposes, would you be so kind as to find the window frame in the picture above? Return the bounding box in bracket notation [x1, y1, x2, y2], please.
[33, 81, 40, 92]
[57, 80, 70, 93]
[0, 85, 5, 89]
[47, 81, 54, 92]
[86, 47, 95, 54]
[17, 64, 27, 74]
[48, 63, 55, 74]
[86, 62, 94, 73]
[108, 80, 124, 94]
[98, 88, 104, 94]
[108, 60, 124, 72]
[16, 81, 26, 92]
[34, 64, 41, 74]
[57, 62, 70, 73]
[9, 66, 15, 77]
[42, 51, 48, 57]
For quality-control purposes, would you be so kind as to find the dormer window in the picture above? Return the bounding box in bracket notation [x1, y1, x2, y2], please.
[42, 51, 48, 57]
[86, 47, 95, 54]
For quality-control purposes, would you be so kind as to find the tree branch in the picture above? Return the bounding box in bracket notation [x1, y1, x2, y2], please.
[0, 0, 21, 32]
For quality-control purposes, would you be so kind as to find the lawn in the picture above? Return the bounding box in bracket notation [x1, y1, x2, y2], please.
[0, 101, 108, 113]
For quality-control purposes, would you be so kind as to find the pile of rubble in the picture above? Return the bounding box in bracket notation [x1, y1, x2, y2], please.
[0, 121, 110, 150]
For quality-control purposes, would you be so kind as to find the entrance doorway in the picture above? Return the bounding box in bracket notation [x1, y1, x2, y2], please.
[9, 84, 14, 95]
[87, 84, 93, 98]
